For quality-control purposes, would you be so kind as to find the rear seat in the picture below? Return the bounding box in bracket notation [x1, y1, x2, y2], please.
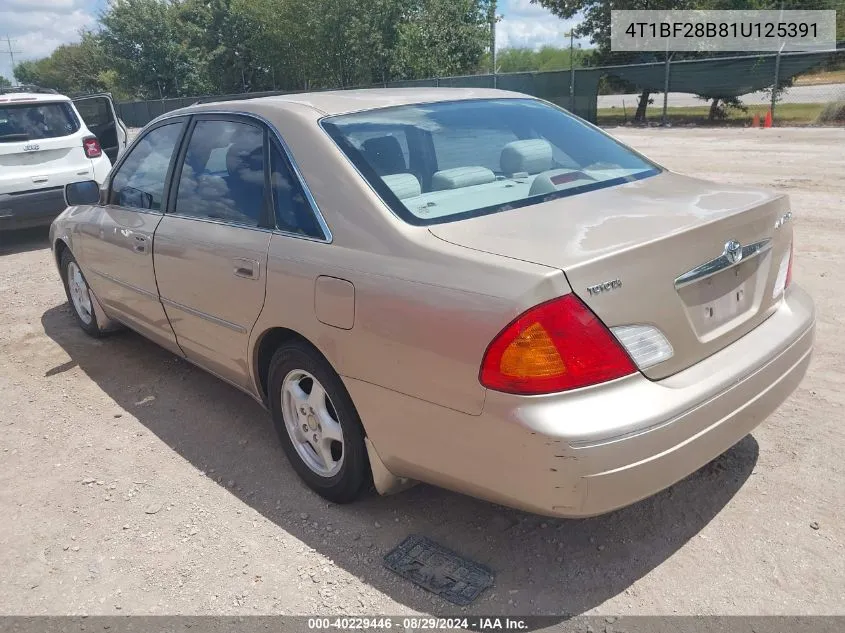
[382, 173, 421, 200]
[500, 139, 553, 177]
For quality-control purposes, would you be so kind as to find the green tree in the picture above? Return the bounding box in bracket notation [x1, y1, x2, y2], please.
[536, 0, 844, 122]
[392, 0, 493, 79]
[12, 33, 125, 97]
[177, 0, 261, 94]
[535, 0, 697, 121]
[234, 0, 405, 90]
[492, 46, 589, 73]
[99, 0, 200, 98]
[0, 75, 11, 88]
[12, 0, 499, 101]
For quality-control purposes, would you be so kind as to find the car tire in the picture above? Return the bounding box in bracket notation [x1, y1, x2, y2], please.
[268, 340, 370, 503]
[60, 249, 103, 338]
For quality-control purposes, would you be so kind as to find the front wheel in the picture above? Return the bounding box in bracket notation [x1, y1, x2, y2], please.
[268, 341, 370, 503]
[60, 250, 102, 337]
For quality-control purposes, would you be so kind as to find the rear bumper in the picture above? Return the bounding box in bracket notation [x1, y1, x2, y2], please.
[348, 284, 815, 517]
[0, 187, 66, 230]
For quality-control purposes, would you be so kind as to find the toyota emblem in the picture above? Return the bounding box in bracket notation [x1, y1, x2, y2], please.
[724, 240, 743, 264]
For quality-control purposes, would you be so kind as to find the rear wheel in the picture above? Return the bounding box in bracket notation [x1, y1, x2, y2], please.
[268, 341, 369, 503]
[60, 250, 102, 337]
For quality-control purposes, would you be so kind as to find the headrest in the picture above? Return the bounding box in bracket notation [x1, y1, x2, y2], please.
[382, 173, 421, 199]
[431, 166, 496, 191]
[500, 139, 553, 175]
[226, 139, 263, 181]
[361, 136, 406, 175]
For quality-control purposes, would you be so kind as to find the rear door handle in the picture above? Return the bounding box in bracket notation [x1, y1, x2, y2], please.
[133, 235, 148, 253]
[233, 258, 260, 280]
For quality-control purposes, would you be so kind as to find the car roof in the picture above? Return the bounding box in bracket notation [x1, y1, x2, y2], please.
[190, 87, 530, 117]
[0, 91, 71, 104]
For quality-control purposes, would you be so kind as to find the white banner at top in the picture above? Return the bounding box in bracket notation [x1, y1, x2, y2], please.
[611, 10, 837, 52]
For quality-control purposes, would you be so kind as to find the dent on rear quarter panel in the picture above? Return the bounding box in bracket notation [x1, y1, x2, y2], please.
[242, 100, 572, 416]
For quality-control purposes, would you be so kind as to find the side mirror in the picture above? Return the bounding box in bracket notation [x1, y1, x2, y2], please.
[64, 180, 101, 207]
[119, 186, 154, 210]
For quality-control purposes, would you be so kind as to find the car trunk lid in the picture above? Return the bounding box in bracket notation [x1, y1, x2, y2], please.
[428, 171, 793, 379]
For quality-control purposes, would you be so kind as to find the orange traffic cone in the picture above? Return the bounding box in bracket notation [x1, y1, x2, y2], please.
[764, 110, 773, 128]
[752, 113, 760, 127]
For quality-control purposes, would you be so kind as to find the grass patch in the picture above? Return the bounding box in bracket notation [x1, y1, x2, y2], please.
[816, 100, 845, 124]
[794, 69, 845, 86]
[597, 102, 828, 126]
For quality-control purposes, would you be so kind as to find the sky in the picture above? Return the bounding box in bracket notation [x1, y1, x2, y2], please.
[0, 0, 585, 83]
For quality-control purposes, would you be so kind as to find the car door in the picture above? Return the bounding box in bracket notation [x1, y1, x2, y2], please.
[72, 94, 128, 163]
[152, 115, 273, 390]
[80, 118, 187, 355]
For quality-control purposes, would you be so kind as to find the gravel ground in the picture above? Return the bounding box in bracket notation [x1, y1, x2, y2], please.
[0, 127, 843, 617]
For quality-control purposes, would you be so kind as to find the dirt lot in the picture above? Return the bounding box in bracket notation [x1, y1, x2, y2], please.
[1, 128, 843, 617]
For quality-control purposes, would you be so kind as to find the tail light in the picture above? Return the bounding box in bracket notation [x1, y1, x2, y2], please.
[773, 241, 794, 299]
[83, 136, 102, 158]
[785, 241, 794, 289]
[480, 294, 637, 395]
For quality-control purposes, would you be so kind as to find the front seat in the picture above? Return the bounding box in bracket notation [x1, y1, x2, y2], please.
[361, 136, 407, 176]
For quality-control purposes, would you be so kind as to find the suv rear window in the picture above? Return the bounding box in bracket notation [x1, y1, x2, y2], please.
[321, 98, 660, 225]
[0, 102, 80, 143]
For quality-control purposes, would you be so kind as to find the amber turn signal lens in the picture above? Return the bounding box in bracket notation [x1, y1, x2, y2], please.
[499, 322, 567, 378]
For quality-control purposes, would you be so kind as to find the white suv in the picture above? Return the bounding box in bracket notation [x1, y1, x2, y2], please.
[0, 87, 127, 230]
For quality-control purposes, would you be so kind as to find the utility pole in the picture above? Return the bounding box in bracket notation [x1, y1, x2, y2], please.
[568, 30, 575, 111]
[2, 35, 23, 85]
[489, 0, 497, 77]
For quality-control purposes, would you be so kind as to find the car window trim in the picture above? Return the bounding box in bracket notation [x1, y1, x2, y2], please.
[150, 108, 333, 244]
[165, 113, 274, 230]
[106, 116, 190, 214]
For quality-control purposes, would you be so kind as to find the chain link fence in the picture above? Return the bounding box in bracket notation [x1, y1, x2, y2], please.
[115, 47, 845, 130]
[596, 47, 845, 127]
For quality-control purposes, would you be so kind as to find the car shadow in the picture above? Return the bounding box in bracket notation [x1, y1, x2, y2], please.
[0, 226, 52, 256]
[42, 302, 759, 619]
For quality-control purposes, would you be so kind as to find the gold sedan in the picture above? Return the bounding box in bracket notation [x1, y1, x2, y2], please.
[50, 89, 815, 517]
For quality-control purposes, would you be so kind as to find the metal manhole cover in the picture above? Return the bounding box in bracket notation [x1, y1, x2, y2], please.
[383, 535, 494, 606]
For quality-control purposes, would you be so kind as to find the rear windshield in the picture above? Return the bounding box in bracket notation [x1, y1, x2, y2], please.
[321, 98, 660, 225]
[0, 102, 80, 143]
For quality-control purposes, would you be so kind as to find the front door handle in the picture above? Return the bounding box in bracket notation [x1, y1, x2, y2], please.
[132, 235, 148, 253]
[233, 258, 260, 280]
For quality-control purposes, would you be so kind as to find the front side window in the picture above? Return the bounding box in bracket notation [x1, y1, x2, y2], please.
[74, 97, 112, 128]
[110, 122, 183, 210]
[0, 102, 80, 142]
[173, 120, 265, 227]
[322, 98, 661, 225]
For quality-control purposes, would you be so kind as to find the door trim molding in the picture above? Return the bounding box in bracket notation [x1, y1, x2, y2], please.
[91, 268, 159, 300]
[159, 296, 248, 334]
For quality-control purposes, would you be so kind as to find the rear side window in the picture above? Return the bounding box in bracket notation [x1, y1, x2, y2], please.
[173, 120, 266, 227]
[0, 102, 80, 142]
[110, 123, 183, 211]
[271, 143, 324, 239]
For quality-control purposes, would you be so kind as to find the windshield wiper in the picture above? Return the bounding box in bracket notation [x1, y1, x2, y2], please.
[0, 133, 30, 142]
